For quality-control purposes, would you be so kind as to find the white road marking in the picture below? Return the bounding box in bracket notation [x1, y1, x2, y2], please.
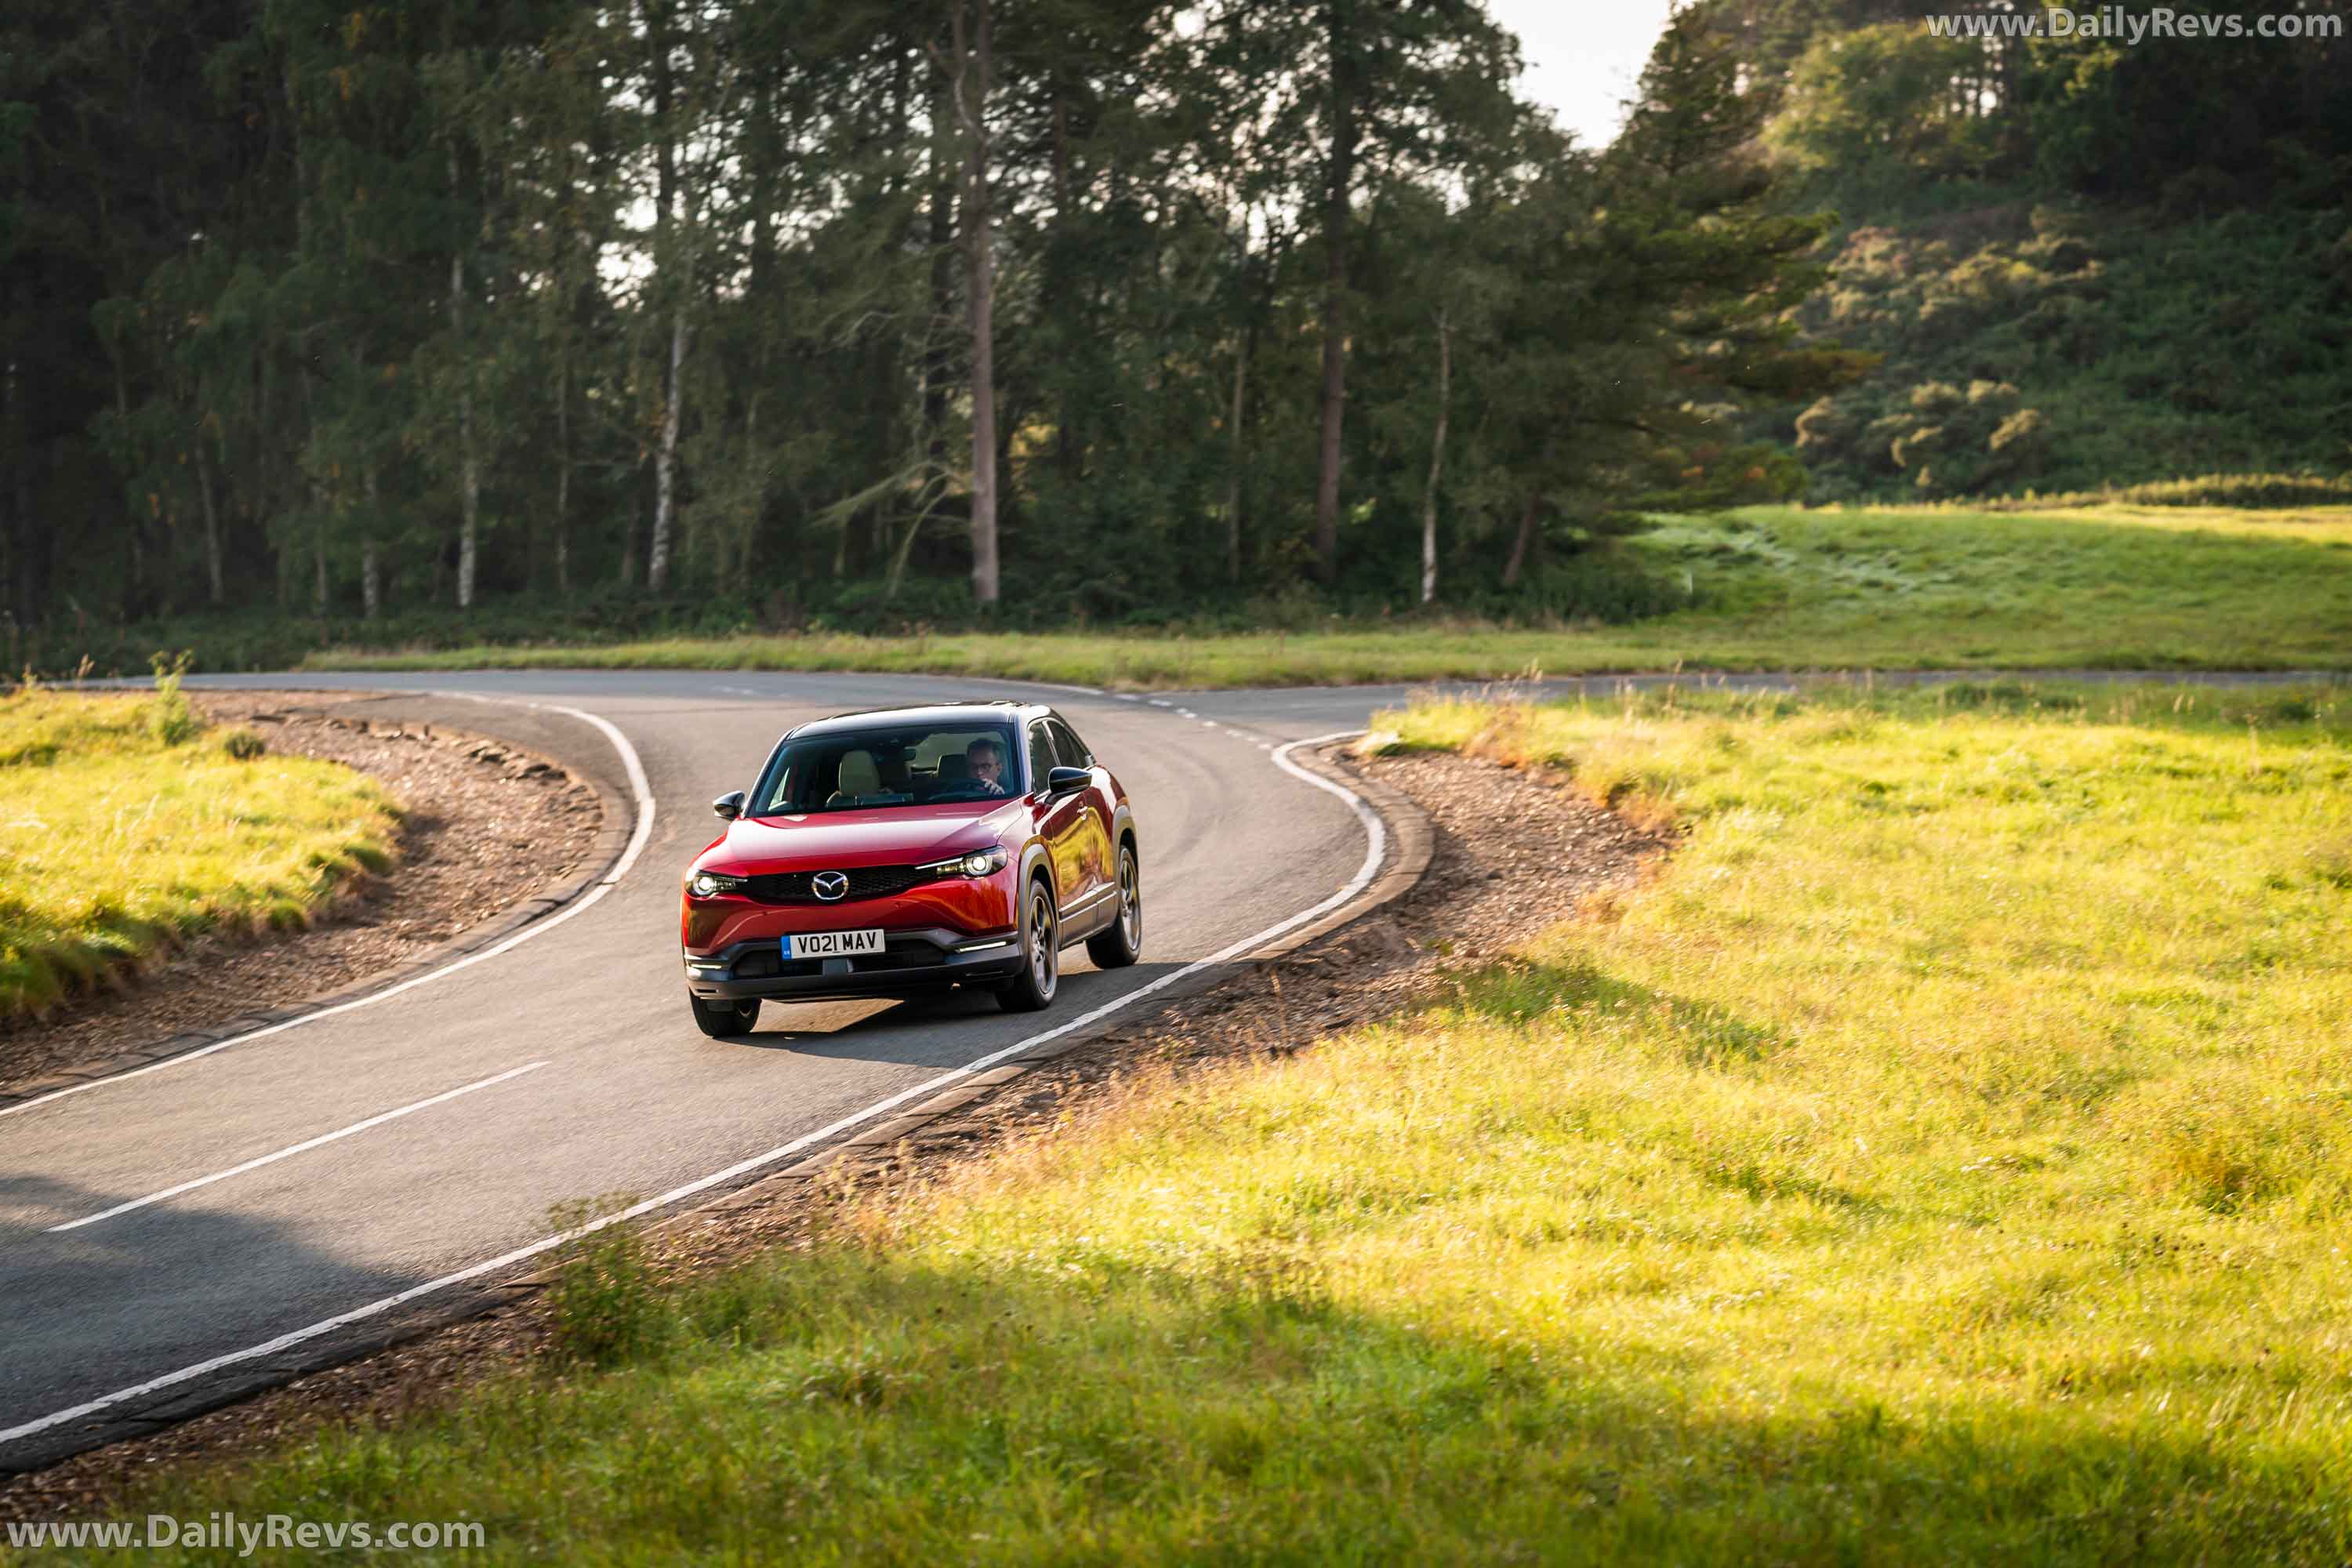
[45, 1062, 550, 1233]
[1112, 693, 1141, 702]
[1147, 699, 1172, 707]
[0, 699, 656, 1123]
[0, 730, 1381, 1454]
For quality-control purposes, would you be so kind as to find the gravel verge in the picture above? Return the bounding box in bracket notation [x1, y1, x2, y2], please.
[0, 743, 1667, 1519]
[0, 691, 603, 1097]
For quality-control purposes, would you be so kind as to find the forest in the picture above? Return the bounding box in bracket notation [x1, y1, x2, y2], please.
[2, 0, 2347, 649]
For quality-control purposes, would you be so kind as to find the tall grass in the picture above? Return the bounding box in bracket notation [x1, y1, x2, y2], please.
[0, 685, 399, 1018]
[53, 682, 2352, 1563]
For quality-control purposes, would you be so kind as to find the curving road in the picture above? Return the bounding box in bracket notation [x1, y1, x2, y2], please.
[2, 664, 2336, 1472]
[0, 670, 1422, 1472]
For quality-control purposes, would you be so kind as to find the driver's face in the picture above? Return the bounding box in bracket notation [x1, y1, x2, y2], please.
[968, 746, 1003, 783]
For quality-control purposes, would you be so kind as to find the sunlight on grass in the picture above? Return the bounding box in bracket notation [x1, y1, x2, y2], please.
[0, 688, 399, 1018]
[303, 503, 2352, 687]
[53, 683, 2352, 1563]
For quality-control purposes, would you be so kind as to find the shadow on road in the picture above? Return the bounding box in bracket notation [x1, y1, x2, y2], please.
[724, 960, 1204, 1067]
[0, 1171, 426, 1446]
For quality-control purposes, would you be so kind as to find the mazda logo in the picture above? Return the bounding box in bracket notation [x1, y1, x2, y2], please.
[812, 870, 849, 902]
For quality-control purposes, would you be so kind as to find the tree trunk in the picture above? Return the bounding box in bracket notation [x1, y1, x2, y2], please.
[1420, 308, 1450, 606]
[1502, 492, 1542, 590]
[194, 434, 225, 605]
[1225, 326, 1250, 584]
[313, 529, 328, 615]
[649, 307, 688, 593]
[1313, 0, 1356, 585]
[361, 464, 381, 620]
[644, 0, 684, 596]
[955, 0, 1000, 608]
[554, 350, 572, 598]
[451, 249, 479, 609]
[923, 64, 955, 470]
[619, 484, 641, 588]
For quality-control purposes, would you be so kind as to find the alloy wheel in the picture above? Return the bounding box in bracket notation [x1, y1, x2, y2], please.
[1118, 849, 1141, 950]
[1029, 887, 1058, 1000]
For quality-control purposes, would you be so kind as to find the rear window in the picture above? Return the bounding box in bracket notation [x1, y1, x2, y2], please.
[753, 722, 1020, 815]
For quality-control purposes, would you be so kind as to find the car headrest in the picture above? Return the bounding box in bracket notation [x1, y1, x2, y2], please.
[836, 748, 883, 797]
[936, 753, 969, 782]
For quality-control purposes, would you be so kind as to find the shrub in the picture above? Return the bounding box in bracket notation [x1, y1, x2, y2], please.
[146, 649, 201, 746]
[543, 1195, 668, 1369]
[220, 727, 267, 760]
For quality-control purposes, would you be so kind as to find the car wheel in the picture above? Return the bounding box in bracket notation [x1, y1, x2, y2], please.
[996, 877, 1059, 1012]
[1086, 843, 1142, 970]
[688, 993, 760, 1038]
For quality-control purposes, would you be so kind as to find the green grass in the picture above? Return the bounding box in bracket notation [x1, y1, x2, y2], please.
[0, 688, 400, 1018]
[46, 680, 2352, 1563]
[285, 503, 2352, 687]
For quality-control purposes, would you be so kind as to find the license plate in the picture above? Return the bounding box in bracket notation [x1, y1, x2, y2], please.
[787, 928, 884, 960]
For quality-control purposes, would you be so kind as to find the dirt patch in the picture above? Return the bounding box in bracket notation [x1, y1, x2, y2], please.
[0, 691, 603, 1095]
[0, 746, 1667, 1520]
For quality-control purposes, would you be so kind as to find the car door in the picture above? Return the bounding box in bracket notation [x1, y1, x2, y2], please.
[1028, 720, 1093, 915]
[1047, 716, 1116, 910]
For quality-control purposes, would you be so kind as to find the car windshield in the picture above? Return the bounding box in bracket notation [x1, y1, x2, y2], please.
[751, 722, 1022, 815]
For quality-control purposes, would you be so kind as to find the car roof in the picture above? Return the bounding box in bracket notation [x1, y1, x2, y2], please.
[784, 701, 1048, 739]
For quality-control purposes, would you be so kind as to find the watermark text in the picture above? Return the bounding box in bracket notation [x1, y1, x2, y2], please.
[5, 1512, 485, 1556]
[1928, 7, 2343, 42]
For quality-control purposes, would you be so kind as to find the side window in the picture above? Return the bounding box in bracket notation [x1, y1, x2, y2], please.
[1048, 718, 1091, 770]
[1026, 723, 1056, 793]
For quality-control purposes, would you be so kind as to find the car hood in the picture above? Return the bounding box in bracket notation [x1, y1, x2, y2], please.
[709, 800, 1022, 870]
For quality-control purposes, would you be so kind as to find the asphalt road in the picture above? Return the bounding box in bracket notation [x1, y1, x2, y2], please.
[0, 670, 1414, 1467]
[2, 664, 2338, 1468]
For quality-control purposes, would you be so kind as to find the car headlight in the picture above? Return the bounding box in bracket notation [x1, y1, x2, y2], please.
[688, 870, 749, 898]
[920, 845, 1008, 880]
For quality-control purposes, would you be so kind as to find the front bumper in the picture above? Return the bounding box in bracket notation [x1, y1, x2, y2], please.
[683, 925, 1023, 1003]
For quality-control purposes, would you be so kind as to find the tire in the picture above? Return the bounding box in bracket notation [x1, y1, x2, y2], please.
[1085, 841, 1142, 970]
[996, 876, 1060, 1012]
[688, 993, 760, 1038]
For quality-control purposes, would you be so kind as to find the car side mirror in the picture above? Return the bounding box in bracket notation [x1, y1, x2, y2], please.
[712, 790, 746, 821]
[1046, 766, 1090, 797]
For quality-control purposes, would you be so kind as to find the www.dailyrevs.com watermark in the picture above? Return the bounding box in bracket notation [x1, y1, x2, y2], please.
[1929, 7, 2343, 41]
[5, 1512, 484, 1555]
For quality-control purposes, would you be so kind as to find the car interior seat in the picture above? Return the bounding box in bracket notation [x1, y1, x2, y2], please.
[828, 747, 884, 806]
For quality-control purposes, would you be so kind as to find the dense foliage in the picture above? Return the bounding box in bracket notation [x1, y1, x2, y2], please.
[5, 0, 2347, 653]
[0, 0, 1851, 651]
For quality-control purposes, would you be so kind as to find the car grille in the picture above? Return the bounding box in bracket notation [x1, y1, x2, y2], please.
[742, 864, 929, 904]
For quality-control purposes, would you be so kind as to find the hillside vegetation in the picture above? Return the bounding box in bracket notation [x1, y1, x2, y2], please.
[1780, 202, 2352, 503]
[55, 681, 2352, 1563]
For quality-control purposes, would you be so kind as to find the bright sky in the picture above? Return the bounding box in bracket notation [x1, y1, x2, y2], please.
[1488, 0, 1683, 149]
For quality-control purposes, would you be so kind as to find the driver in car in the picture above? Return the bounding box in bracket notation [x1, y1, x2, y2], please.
[967, 736, 1009, 797]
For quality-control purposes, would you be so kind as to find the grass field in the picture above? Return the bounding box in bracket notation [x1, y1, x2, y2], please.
[0, 684, 398, 1019]
[52, 680, 2352, 1563]
[289, 503, 2352, 687]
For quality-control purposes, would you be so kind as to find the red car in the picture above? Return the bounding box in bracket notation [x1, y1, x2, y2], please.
[680, 702, 1141, 1036]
